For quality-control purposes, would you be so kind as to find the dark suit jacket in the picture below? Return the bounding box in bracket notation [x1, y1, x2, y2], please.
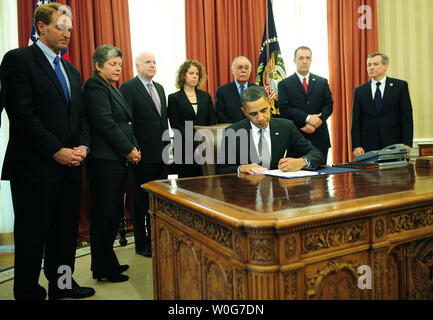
[83, 74, 137, 161]
[120, 76, 169, 164]
[216, 117, 323, 174]
[215, 81, 256, 123]
[278, 73, 333, 151]
[351, 77, 413, 152]
[0, 43, 89, 182]
[168, 88, 216, 131]
[168, 88, 216, 167]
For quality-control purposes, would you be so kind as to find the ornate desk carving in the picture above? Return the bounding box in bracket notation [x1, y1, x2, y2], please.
[143, 165, 433, 299]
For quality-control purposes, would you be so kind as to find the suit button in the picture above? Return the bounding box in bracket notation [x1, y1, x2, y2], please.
[128, 122, 132, 125]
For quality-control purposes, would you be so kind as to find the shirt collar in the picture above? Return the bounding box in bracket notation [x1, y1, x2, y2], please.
[138, 75, 153, 88]
[36, 40, 61, 64]
[372, 76, 387, 86]
[250, 122, 270, 135]
[234, 80, 248, 90]
[296, 72, 310, 83]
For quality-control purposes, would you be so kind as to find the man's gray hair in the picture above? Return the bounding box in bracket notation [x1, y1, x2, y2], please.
[241, 86, 269, 108]
[231, 56, 252, 72]
[92, 45, 123, 73]
[367, 52, 390, 65]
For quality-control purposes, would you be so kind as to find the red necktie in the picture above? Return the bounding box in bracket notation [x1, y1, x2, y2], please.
[303, 77, 308, 94]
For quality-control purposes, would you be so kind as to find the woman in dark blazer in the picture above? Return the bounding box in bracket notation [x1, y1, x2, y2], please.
[83, 45, 141, 283]
[168, 60, 217, 178]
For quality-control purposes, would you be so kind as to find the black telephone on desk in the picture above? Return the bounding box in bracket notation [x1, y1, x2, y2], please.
[354, 144, 409, 163]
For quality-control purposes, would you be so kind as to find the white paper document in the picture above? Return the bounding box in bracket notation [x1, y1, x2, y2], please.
[261, 169, 320, 179]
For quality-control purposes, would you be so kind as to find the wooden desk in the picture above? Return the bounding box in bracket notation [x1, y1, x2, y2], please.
[143, 164, 433, 300]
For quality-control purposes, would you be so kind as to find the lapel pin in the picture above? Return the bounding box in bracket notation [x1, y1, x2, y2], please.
[275, 132, 280, 136]
[312, 78, 316, 81]
[390, 83, 394, 87]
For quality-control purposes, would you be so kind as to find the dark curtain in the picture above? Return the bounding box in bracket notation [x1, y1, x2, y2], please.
[327, 0, 378, 163]
[185, 0, 267, 101]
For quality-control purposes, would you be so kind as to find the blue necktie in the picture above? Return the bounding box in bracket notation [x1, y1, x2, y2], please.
[54, 56, 70, 104]
[374, 82, 382, 112]
[240, 84, 245, 97]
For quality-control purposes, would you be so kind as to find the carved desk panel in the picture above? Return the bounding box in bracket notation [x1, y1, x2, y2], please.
[143, 165, 433, 299]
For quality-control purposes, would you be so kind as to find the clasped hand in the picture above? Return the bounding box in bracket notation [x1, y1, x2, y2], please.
[301, 113, 322, 134]
[54, 147, 87, 167]
[126, 147, 141, 165]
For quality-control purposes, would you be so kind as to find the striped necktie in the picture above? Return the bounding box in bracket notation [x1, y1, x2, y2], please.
[148, 83, 161, 116]
[53, 56, 70, 104]
[240, 84, 245, 97]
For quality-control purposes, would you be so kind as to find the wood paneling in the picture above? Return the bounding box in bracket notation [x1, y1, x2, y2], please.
[377, 0, 433, 140]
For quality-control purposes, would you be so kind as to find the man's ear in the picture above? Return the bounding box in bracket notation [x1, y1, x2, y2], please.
[36, 21, 45, 35]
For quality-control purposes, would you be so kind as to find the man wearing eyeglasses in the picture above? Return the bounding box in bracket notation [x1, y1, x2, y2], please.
[215, 56, 257, 124]
[0, 3, 94, 300]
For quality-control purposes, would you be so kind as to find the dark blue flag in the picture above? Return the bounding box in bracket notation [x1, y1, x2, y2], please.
[256, 0, 286, 115]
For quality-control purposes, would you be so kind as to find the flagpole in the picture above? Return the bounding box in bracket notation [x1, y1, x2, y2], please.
[265, 0, 270, 63]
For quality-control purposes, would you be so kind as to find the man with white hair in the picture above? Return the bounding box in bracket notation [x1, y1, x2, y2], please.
[120, 52, 169, 257]
[215, 56, 256, 123]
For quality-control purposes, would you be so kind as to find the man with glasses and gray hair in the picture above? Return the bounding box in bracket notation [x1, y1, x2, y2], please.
[351, 52, 413, 156]
[215, 56, 257, 124]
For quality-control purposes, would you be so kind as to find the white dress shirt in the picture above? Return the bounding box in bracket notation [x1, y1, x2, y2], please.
[371, 76, 387, 100]
[250, 122, 272, 164]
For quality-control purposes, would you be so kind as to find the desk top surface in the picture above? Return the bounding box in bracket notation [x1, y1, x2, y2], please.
[143, 164, 433, 228]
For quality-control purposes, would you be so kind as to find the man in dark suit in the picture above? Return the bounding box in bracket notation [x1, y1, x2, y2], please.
[0, 3, 94, 300]
[351, 52, 413, 156]
[278, 46, 333, 165]
[215, 56, 256, 123]
[217, 86, 322, 175]
[120, 51, 169, 257]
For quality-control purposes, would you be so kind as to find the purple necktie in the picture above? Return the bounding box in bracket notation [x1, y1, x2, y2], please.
[148, 83, 161, 116]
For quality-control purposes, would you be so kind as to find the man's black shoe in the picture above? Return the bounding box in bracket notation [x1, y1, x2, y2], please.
[48, 279, 95, 300]
[136, 248, 152, 257]
[119, 264, 129, 273]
